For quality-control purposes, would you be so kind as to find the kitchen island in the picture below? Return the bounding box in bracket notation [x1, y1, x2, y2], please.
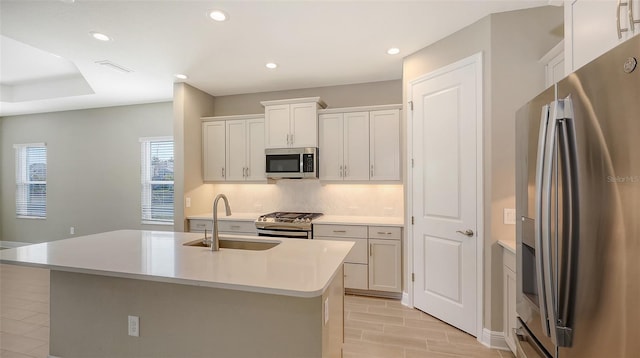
[0, 230, 353, 358]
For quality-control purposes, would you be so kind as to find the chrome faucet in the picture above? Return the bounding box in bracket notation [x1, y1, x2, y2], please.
[211, 194, 231, 251]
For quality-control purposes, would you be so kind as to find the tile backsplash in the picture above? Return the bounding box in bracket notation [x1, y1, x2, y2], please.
[207, 181, 403, 217]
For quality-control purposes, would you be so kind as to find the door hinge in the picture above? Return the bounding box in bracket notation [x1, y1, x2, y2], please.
[411, 216, 414, 225]
[412, 273, 415, 282]
[408, 101, 414, 111]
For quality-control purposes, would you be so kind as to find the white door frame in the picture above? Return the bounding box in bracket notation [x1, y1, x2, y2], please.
[405, 52, 484, 339]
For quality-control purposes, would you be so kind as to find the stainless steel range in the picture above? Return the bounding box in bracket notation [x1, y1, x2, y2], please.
[255, 212, 323, 239]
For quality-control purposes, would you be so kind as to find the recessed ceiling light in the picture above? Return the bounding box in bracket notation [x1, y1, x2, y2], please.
[90, 31, 111, 42]
[387, 47, 400, 55]
[265, 63, 278, 69]
[208, 10, 228, 22]
[174, 74, 188, 80]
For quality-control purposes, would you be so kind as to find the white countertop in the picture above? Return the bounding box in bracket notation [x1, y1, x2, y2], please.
[187, 213, 404, 227]
[498, 239, 516, 254]
[0, 230, 353, 298]
[314, 215, 404, 227]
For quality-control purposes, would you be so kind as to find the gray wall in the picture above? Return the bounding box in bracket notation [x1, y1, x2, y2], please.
[211, 80, 402, 116]
[0, 102, 173, 243]
[403, 6, 563, 332]
[173, 83, 216, 232]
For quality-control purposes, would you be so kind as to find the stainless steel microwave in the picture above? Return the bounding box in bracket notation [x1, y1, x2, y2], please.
[265, 147, 318, 179]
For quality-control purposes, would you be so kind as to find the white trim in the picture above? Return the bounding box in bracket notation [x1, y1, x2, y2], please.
[406, 52, 484, 338]
[538, 40, 565, 64]
[400, 291, 411, 307]
[260, 96, 327, 108]
[480, 328, 511, 350]
[13, 142, 46, 149]
[0, 241, 32, 248]
[318, 104, 402, 114]
[139, 136, 172, 143]
[142, 220, 174, 226]
[201, 114, 264, 122]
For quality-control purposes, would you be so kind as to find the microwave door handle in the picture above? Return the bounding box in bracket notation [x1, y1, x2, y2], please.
[534, 104, 552, 337]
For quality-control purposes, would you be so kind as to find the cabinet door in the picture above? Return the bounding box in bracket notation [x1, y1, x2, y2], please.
[503, 264, 517, 353]
[264, 104, 290, 148]
[344, 263, 368, 290]
[290, 102, 318, 147]
[370, 109, 400, 181]
[226, 120, 247, 181]
[203, 122, 226, 181]
[246, 118, 266, 182]
[319, 113, 344, 181]
[368, 238, 401, 293]
[343, 112, 370, 181]
[567, 0, 634, 72]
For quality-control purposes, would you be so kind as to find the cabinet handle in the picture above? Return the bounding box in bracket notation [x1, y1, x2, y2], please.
[617, 0, 630, 39]
[339, 165, 343, 177]
[231, 225, 241, 229]
[370, 243, 373, 256]
[222, 168, 225, 178]
[246, 167, 250, 177]
[333, 230, 347, 233]
[344, 165, 348, 177]
[370, 164, 374, 177]
[377, 231, 392, 235]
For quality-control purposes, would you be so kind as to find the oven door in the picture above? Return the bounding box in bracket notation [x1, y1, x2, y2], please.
[257, 228, 311, 239]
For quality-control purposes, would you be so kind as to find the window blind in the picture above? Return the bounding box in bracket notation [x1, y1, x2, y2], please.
[14, 143, 47, 218]
[140, 137, 174, 224]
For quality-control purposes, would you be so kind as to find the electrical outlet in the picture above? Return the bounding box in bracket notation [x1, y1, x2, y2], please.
[324, 297, 329, 325]
[185, 197, 191, 208]
[70, 227, 75, 235]
[503, 208, 516, 225]
[128, 315, 139, 337]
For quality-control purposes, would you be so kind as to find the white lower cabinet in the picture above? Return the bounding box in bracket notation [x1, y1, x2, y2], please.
[503, 247, 517, 354]
[314, 223, 402, 295]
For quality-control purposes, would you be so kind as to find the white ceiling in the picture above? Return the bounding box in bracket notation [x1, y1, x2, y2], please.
[0, 0, 550, 117]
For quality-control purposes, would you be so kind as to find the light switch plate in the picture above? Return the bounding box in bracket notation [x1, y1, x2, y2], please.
[503, 208, 516, 225]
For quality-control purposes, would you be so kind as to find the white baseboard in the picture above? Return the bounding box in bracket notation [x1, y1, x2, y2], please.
[401, 292, 411, 308]
[0, 241, 31, 249]
[480, 328, 510, 351]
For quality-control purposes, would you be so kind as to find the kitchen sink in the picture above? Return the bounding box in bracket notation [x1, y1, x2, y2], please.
[183, 238, 279, 251]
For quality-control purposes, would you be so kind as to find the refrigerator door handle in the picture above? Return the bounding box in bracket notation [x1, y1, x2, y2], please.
[542, 100, 561, 345]
[556, 98, 578, 347]
[534, 104, 552, 337]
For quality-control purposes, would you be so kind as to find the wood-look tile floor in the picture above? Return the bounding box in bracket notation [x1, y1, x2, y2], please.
[343, 294, 515, 358]
[0, 264, 515, 358]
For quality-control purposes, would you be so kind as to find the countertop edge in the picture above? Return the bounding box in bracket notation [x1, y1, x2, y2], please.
[498, 239, 516, 254]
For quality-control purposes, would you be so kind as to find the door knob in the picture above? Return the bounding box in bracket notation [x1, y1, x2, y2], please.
[456, 229, 474, 237]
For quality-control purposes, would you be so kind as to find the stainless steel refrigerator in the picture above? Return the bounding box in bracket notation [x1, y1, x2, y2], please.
[515, 34, 640, 358]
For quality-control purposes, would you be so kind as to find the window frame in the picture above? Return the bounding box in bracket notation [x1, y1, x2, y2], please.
[14, 143, 47, 219]
[140, 136, 174, 225]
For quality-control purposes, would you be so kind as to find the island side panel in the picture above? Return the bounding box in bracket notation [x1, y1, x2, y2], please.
[50, 271, 326, 358]
[322, 265, 344, 358]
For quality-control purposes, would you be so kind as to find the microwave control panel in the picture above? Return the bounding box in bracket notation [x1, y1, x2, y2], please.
[302, 154, 315, 172]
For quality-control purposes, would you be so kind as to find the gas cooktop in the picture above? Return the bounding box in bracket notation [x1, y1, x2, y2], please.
[255, 212, 323, 232]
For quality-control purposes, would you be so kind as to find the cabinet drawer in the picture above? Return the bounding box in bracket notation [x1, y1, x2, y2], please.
[344, 263, 368, 290]
[313, 224, 367, 238]
[315, 237, 367, 264]
[368, 226, 402, 240]
[218, 220, 256, 234]
[189, 219, 212, 233]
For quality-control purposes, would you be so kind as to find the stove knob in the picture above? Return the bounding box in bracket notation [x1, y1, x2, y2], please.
[305, 218, 311, 223]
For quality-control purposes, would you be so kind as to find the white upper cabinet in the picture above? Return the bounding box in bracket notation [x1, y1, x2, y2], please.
[203, 121, 226, 181]
[261, 97, 326, 149]
[370, 109, 401, 181]
[319, 106, 401, 182]
[319, 112, 370, 181]
[566, 0, 640, 73]
[202, 115, 265, 183]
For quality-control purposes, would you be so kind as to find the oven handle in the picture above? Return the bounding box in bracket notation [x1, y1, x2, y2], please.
[257, 229, 311, 239]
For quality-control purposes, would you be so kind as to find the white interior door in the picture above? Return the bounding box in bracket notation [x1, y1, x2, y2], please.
[410, 55, 480, 336]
